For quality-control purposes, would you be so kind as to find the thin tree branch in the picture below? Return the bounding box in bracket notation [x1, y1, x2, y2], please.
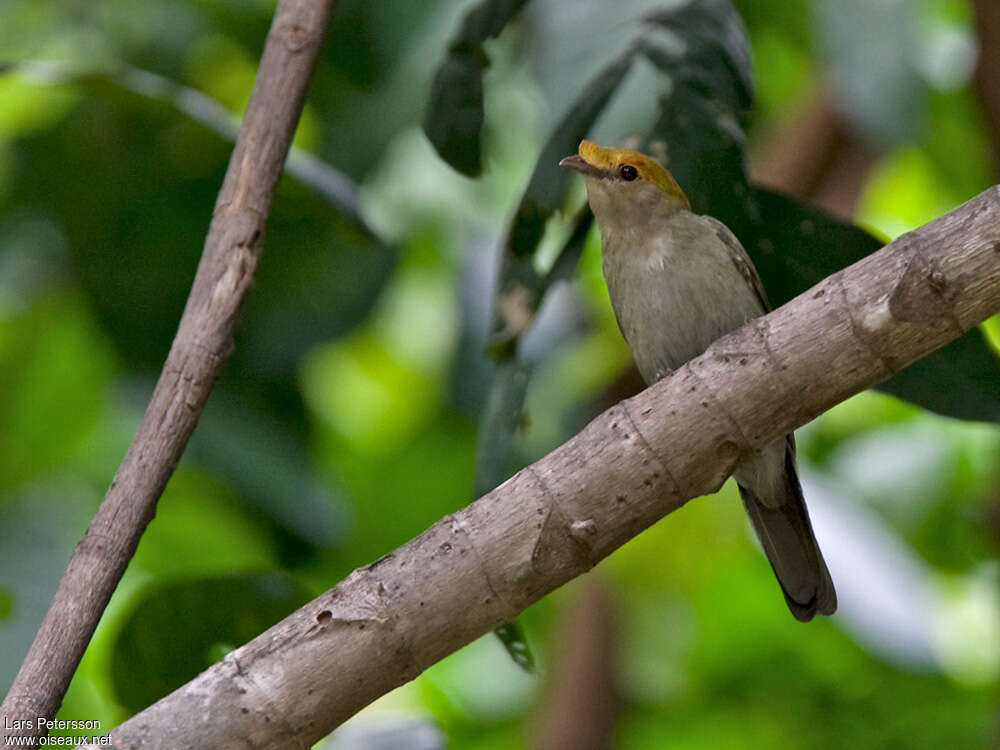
[83, 186, 1000, 750]
[0, 0, 336, 742]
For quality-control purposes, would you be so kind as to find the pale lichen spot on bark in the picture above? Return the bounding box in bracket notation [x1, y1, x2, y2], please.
[231, 148, 259, 209]
[209, 263, 241, 314]
[861, 300, 894, 333]
[209, 247, 254, 316]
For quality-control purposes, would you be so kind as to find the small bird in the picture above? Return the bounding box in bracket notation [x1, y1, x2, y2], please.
[560, 140, 836, 621]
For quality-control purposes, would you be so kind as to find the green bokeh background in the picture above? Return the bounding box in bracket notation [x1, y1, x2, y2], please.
[1, 0, 998, 747]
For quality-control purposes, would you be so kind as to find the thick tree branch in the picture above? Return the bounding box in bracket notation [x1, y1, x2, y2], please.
[84, 187, 1000, 749]
[0, 0, 336, 741]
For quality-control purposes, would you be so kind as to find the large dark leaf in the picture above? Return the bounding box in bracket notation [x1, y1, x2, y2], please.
[742, 187, 883, 307]
[473, 359, 532, 498]
[422, 0, 532, 176]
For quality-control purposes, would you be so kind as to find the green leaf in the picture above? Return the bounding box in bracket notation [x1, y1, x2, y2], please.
[742, 187, 883, 308]
[0, 291, 116, 493]
[422, 0, 532, 176]
[644, 0, 753, 122]
[492, 620, 535, 672]
[111, 572, 312, 714]
[474, 359, 532, 498]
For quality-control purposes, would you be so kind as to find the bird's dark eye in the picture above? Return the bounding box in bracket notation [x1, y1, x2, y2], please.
[620, 164, 638, 181]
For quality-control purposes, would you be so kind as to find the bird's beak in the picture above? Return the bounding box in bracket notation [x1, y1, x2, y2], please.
[559, 154, 603, 178]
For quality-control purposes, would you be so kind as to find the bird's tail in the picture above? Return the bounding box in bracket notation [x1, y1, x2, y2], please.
[737, 439, 837, 622]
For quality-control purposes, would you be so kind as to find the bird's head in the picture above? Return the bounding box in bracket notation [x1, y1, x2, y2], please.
[559, 140, 690, 229]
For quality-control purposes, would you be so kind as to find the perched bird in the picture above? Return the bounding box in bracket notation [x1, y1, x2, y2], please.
[560, 140, 836, 621]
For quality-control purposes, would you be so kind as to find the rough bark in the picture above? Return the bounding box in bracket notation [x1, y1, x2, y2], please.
[0, 0, 336, 743]
[81, 186, 1000, 750]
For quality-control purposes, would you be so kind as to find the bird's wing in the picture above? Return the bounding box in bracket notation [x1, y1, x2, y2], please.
[697, 214, 771, 313]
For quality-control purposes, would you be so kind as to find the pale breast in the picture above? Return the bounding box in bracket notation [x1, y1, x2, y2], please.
[600, 211, 765, 384]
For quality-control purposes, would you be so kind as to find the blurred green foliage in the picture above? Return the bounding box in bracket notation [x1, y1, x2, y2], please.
[0, 0, 998, 748]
